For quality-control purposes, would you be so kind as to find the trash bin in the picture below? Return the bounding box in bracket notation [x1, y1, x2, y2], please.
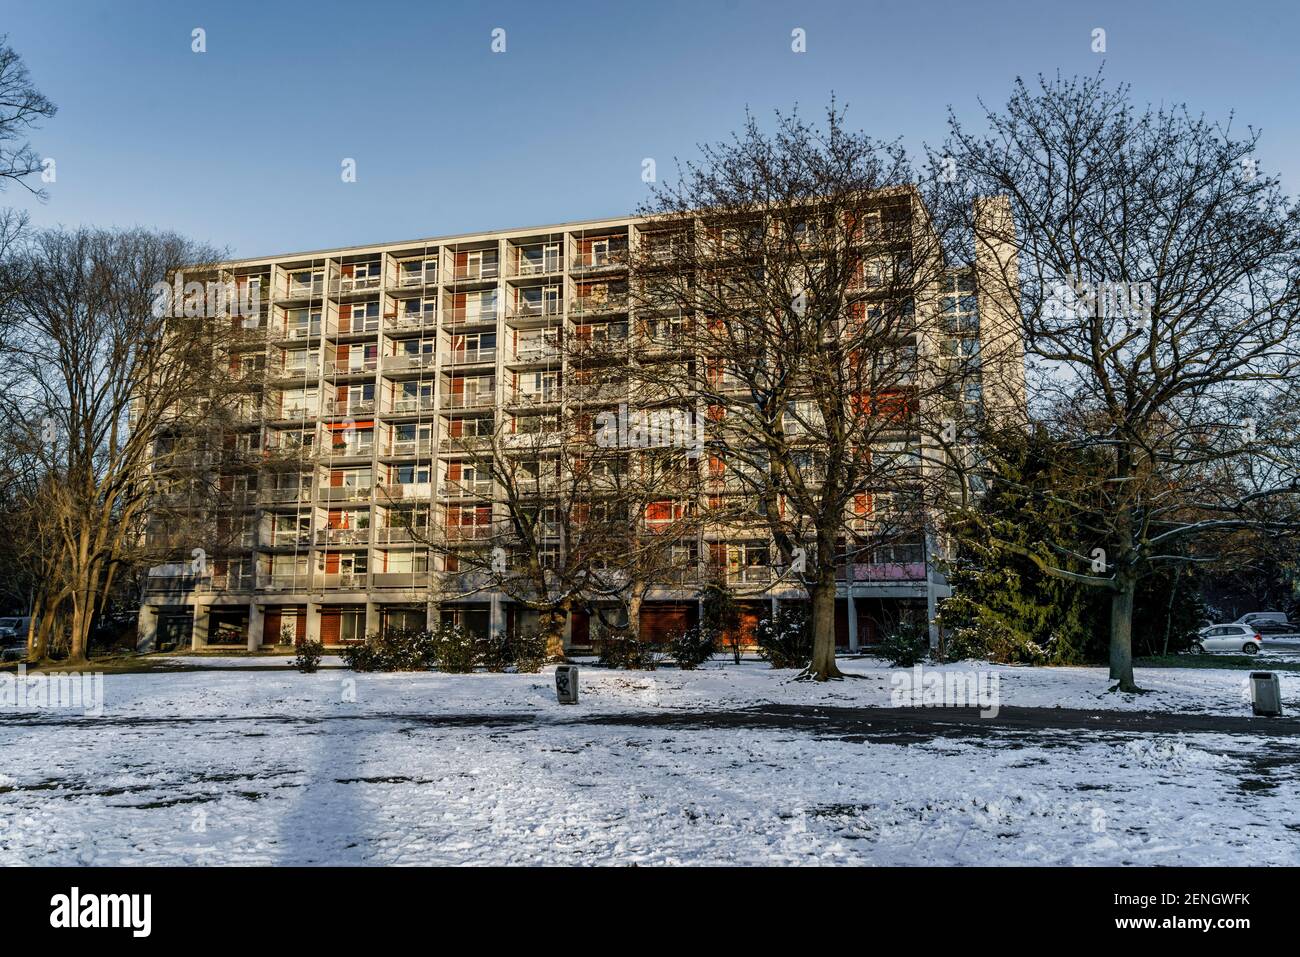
[1249, 672, 1283, 717]
[555, 664, 579, 705]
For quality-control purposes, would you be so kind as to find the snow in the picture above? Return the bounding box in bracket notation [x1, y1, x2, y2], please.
[1, 657, 1297, 865]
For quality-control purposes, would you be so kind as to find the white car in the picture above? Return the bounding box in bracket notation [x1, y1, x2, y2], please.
[1194, 623, 1263, 655]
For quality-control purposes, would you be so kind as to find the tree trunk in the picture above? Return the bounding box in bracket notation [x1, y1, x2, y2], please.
[805, 570, 843, 680]
[626, 592, 643, 642]
[1108, 576, 1140, 691]
[540, 604, 567, 661]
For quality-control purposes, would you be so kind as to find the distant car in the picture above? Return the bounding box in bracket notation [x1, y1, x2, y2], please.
[1235, 611, 1289, 625]
[1194, 623, 1263, 655]
[0, 618, 28, 662]
[1251, 619, 1300, 641]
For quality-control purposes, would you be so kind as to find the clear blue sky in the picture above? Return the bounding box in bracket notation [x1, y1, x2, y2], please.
[4, 0, 1297, 259]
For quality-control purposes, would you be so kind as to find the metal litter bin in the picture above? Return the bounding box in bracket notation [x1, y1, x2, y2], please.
[1249, 671, 1283, 717]
[555, 664, 579, 705]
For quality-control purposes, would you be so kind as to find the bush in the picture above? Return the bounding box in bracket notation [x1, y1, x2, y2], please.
[342, 627, 438, 672]
[878, 621, 930, 667]
[939, 619, 1049, 664]
[477, 632, 514, 673]
[598, 632, 660, 670]
[293, 640, 324, 673]
[668, 626, 716, 670]
[509, 630, 547, 673]
[433, 624, 477, 674]
[755, 606, 812, 669]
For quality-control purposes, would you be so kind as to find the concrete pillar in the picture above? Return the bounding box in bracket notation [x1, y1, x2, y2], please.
[247, 602, 264, 652]
[426, 598, 438, 632]
[305, 602, 322, 644]
[137, 604, 159, 653]
[365, 601, 381, 639]
[489, 593, 505, 638]
[191, 601, 211, 650]
[925, 533, 941, 649]
[562, 607, 573, 653]
[846, 588, 859, 653]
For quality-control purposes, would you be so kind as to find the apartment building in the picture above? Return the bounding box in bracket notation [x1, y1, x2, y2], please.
[137, 196, 1019, 653]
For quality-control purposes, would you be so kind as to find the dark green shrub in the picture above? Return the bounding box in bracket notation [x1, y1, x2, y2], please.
[878, 621, 930, 667]
[668, 626, 716, 670]
[431, 624, 477, 674]
[755, 606, 812, 669]
[341, 627, 438, 672]
[598, 632, 660, 670]
[293, 640, 324, 673]
[477, 632, 514, 673]
[509, 630, 547, 673]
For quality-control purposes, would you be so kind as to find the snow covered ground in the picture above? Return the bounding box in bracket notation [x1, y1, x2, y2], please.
[1, 657, 1297, 865]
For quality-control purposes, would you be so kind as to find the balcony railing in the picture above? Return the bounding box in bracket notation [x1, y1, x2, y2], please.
[387, 311, 436, 329]
[510, 246, 563, 277]
[375, 526, 420, 544]
[269, 403, 320, 420]
[331, 275, 382, 295]
[444, 347, 496, 366]
[277, 323, 322, 340]
[507, 298, 563, 319]
[510, 342, 560, 363]
[444, 524, 493, 541]
[321, 484, 373, 502]
[377, 482, 433, 500]
[570, 296, 628, 317]
[386, 438, 433, 457]
[440, 390, 494, 410]
[452, 261, 499, 282]
[384, 353, 437, 372]
[325, 358, 378, 376]
[442, 478, 493, 497]
[443, 307, 498, 326]
[387, 398, 437, 416]
[325, 399, 376, 416]
[316, 527, 370, 545]
[262, 573, 310, 591]
[396, 270, 437, 288]
[570, 247, 628, 271]
[850, 561, 927, 582]
[316, 572, 369, 590]
[327, 442, 374, 458]
[281, 282, 324, 300]
[259, 487, 312, 504]
[508, 389, 560, 406]
[270, 530, 312, 547]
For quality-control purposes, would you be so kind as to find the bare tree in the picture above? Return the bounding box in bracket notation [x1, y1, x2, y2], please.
[932, 74, 1300, 691]
[0, 228, 239, 662]
[0, 35, 56, 196]
[630, 103, 959, 680]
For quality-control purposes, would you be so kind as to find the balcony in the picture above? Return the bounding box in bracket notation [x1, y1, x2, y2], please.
[374, 526, 419, 545]
[268, 403, 320, 421]
[507, 388, 560, 407]
[509, 341, 560, 364]
[444, 347, 496, 367]
[507, 298, 563, 320]
[387, 310, 436, 331]
[451, 260, 499, 283]
[386, 397, 437, 416]
[442, 477, 493, 498]
[259, 487, 312, 505]
[269, 363, 320, 382]
[385, 438, 433, 457]
[325, 358, 378, 376]
[316, 527, 370, 546]
[321, 484, 373, 502]
[510, 243, 563, 277]
[326, 442, 374, 459]
[279, 281, 324, 301]
[384, 353, 438, 373]
[276, 323, 322, 341]
[440, 389, 495, 410]
[325, 398, 376, 417]
[570, 295, 628, 318]
[443, 308, 498, 328]
[570, 245, 628, 273]
[850, 562, 927, 582]
[316, 572, 369, 590]
[377, 482, 433, 501]
[395, 268, 437, 289]
[371, 571, 431, 589]
[444, 524, 493, 541]
[331, 274, 382, 295]
[270, 530, 312, 548]
[261, 573, 310, 592]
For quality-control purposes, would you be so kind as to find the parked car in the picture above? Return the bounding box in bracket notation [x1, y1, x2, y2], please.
[1251, 618, 1300, 641]
[0, 616, 29, 662]
[1194, 623, 1263, 655]
[1234, 611, 1289, 625]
